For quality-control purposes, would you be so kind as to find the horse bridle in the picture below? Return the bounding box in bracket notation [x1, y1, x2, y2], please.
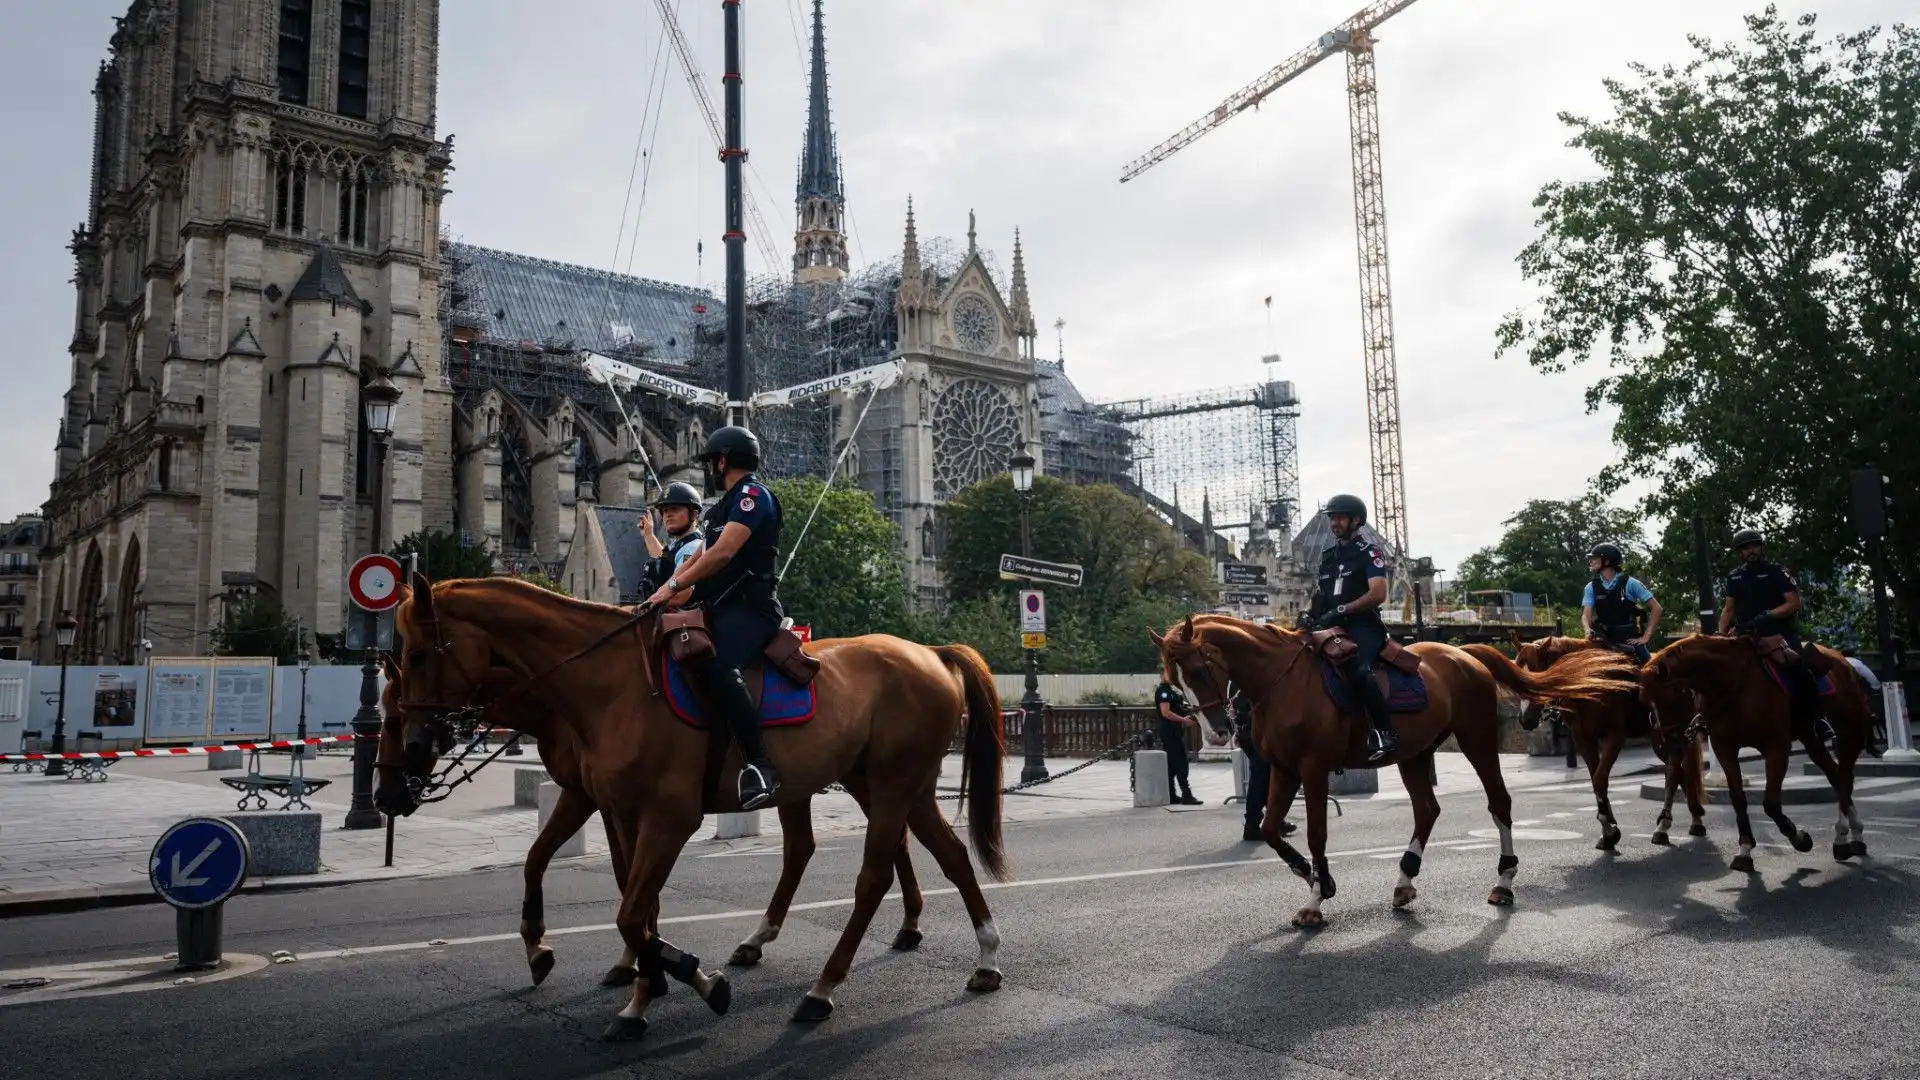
[1164, 624, 1309, 720]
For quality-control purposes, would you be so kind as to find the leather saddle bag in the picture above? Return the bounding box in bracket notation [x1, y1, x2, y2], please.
[762, 627, 820, 686]
[1310, 627, 1358, 665]
[660, 608, 715, 665]
[1753, 634, 1800, 667]
[1379, 637, 1423, 676]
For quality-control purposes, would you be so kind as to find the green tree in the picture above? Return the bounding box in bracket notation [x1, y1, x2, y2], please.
[1450, 497, 1644, 609]
[512, 572, 569, 595]
[765, 477, 911, 638]
[1496, 8, 1920, 634]
[390, 528, 495, 581]
[210, 596, 304, 664]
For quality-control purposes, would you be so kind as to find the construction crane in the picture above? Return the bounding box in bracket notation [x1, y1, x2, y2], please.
[651, 0, 785, 271]
[1120, 0, 1424, 562]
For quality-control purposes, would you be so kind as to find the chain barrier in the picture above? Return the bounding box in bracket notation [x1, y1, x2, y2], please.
[817, 728, 1157, 802]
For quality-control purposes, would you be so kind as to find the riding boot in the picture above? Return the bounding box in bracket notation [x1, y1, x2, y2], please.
[1352, 666, 1398, 761]
[709, 665, 781, 810]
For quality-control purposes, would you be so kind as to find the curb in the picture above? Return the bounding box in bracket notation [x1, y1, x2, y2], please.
[0, 861, 532, 920]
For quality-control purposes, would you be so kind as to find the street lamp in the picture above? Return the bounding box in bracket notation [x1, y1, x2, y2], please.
[346, 371, 402, 830]
[44, 613, 77, 777]
[1009, 441, 1047, 785]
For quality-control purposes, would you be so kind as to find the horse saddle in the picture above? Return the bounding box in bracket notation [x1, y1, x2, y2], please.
[1308, 628, 1430, 714]
[655, 611, 822, 729]
[1745, 634, 1838, 698]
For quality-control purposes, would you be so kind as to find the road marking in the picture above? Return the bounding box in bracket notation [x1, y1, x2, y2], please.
[0, 954, 268, 1008]
[1470, 827, 1583, 842]
[698, 846, 845, 859]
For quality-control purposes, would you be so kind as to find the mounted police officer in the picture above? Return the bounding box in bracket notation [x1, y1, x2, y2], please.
[644, 426, 786, 810]
[1303, 494, 1397, 761]
[638, 481, 706, 601]
[1581, 542, 1661, 664]
[1717, 528, 1833, 743]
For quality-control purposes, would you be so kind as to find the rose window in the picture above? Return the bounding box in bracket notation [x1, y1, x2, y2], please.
[932, 379, 1022, 498]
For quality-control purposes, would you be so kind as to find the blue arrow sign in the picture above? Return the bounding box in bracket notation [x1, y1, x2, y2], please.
[149, 818, 250, 910]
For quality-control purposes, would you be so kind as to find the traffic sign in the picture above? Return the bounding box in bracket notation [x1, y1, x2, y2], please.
[1020, 590, 1047, 633]
[149, 817, 250, 910]
[1022, 632, 1047, 650]
[1222, 563, 1269, 587]
[348, 553, 405, 612]
[1224, 591, 1272, 606]
[999, 553, 1084, 588]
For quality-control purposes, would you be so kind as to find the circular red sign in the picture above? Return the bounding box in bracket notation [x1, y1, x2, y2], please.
[349, 554, 405, 612]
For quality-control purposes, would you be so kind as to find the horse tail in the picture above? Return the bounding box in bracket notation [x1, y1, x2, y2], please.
[933, 644, 1010, 883]
[1460, 644, 1637, 704]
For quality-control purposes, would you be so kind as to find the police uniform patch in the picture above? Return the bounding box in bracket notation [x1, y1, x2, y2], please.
[739, 496, 756, 512]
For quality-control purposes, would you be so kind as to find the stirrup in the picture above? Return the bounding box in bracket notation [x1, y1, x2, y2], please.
[738, 763, 779, 811]
[1366, 727, 1398, 761]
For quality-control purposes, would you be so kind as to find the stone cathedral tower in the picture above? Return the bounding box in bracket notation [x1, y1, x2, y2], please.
[792, 0, 848, 285]
[37, 0, 453, 662]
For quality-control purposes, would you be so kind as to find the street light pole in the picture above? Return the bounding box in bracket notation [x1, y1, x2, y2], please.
[44, 613, 77, 777]
[1009, 443, 1047, 785]
[346, 371, 401, 830]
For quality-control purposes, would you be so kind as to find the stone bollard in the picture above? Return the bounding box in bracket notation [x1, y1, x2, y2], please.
[1328, 769, 1380, 796]
[206, 750, 244, 771]
[513, 765, 551, 809]
[715, 812, 761, 840]
[1133, 749, 1170, 807]
[221, 811, 321, 876]
[1231, 748, 1250, 801]
[537, 783, 587, 859]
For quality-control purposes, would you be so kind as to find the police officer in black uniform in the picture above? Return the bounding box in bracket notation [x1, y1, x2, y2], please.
[1231, 686, 1295, 841]
[1303, 494, 1397, 761]
[638, 482, 706, 599]
[1152, 680, 1203, 805]
[644, 426, 786, 810]
[1582, 542, 1661, 665]
[1717, 528, 1833, 743]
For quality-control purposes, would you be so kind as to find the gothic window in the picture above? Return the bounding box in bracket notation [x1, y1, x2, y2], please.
[338, 0, 373, 119]
[273, 149, 309, 235]
[337, 168, 372, 248]
[931, 379, 1022, 499]
[278, 0, 313, 105]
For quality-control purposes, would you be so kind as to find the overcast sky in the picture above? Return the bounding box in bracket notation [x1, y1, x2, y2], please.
[0, 0, 1903, 573]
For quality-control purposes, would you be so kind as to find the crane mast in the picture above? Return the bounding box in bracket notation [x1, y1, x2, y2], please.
[1119, 0, 1423, 561]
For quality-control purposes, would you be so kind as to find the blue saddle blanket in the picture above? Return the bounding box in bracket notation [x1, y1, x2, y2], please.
[661, 655, 817, 728]
[1320, 662, 1430, 715]
[1763, 660, 1837, 698]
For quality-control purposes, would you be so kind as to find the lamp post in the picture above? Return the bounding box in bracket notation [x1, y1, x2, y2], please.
[43, 613, 78, 777]
[345, 370, 401, 830]
[1009, 442, 1047, 785]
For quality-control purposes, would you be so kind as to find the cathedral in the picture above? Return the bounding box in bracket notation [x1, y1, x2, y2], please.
[35, 0, 1127, 661]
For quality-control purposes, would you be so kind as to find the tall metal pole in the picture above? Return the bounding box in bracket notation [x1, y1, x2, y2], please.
[721, 0, 748, 429]
[1019, 493, 1047, 785]
[1691, 513, 1718, 634]
[344, 435, 389, 830]
[44, 647, 70, 777]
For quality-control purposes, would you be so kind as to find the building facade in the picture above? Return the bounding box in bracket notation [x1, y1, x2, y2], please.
[0, 517, 44, 660]
[37, 0, 452, 662]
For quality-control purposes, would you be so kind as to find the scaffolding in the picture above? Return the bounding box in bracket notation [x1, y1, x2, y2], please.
[1092, 378, 1301, 551]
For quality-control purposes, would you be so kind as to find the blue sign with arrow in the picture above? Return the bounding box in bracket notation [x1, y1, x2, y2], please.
[149, 817, 250, 910]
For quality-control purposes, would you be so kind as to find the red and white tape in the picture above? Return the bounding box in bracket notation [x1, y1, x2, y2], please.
[0, 734, 355, 763]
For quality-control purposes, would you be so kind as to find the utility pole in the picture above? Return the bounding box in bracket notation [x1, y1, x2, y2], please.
[1691, 514, 1717, 634]
[721, 0, 749, 429]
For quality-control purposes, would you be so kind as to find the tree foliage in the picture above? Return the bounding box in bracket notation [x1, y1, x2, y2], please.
[764, 477, 911, 638]
[390, 529, 495, 581]
[933, 476, 1218, 672]
[209, 596, 305, 664]
[1451, 497, 1645, 609]
[1497, 8, 1920, 633]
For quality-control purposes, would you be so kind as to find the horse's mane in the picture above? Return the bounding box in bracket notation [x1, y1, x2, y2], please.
[398, 575, 634, 640]
[1643, 632, 1744, 684]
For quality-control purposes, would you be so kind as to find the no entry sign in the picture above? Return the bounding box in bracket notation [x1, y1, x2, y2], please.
[348, 553, 405, 612]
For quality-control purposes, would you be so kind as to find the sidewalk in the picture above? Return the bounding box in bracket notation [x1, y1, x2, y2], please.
[0, 746, 1654, 914]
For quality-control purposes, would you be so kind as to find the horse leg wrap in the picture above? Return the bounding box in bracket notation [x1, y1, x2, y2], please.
[520, 896, 540, 928]
[1595, 797, 1614, 823]
[1277, 843, 1312, 881]
[1313, 858, 1337, 901]
[1497, 854, 1519, 876]
[1398, 850, 1423, 880]
[643, 938, 701, 983]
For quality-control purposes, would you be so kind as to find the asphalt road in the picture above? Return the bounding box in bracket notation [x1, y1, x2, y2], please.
[3, 773, 1918, 1080]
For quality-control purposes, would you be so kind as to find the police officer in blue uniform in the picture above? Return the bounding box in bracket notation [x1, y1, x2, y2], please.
[1304, 494, 1397, 761]
[1717, 528, 1833, 743]
[644, 426, 786, 810]
[1581, 543, 1661, 664]
[638, 482, 706, 600]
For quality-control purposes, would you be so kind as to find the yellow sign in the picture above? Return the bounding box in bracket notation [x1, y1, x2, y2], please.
[1021, 632, 1047, 649]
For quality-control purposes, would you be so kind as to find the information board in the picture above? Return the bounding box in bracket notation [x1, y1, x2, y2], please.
[145, 660, 214, 742]
[210, 659, 274, 738]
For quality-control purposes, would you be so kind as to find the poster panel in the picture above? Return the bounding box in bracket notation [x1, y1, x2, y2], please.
[146, 659, 214, 742]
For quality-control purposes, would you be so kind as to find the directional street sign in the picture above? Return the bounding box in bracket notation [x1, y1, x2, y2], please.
[1020, 590, 1047, 633]
[1222, 563, 1269, 587]
[999, 553, 1084, 588]
[149, 818, 250, 911]
[348, 553, 405, 612]
[1224, 591, 1272, 606]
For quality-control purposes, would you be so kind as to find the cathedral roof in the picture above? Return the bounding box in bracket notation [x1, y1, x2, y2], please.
[446, 242, 714, 363]
[796, 0, 842, 200]
[593, 505, 654, 603]
[287, 244, 365, 309]
[1289, 514, 1397, 565]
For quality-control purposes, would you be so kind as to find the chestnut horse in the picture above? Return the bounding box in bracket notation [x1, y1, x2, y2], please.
[1510, 635, 1707, 850]
[1153, 615, 1639, 928]
[1640, 634, 1874, 871]
[378, 576, 1009, 1042]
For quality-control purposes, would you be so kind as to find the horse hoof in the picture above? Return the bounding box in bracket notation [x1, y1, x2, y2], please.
[1849, 840, 1869, 859]
[1790, 830, 1814, 854]
[967, 968, 1003, 993]
[792, 993, 834, 1023]
[1596, 832, 1620, 851]
[1391, 886, 1417, 909]
[600, 1015, 649, 1043]
[1487, 887, 1515, 907]
[702, 973, 732, 1017]
[648, 969, 670, 999]
[599, 964, 637, 988]
[1291, 909, 1326, 930]
[1688, 823, 1708, 837]
[529, 947, 555, 986]
[1730, 854, 1757, 873]
[727, 944, 763, 968]
[892, 928, 924, 952]
[1650, 831, 1672, 847]
[1833, 843, 1855, 863]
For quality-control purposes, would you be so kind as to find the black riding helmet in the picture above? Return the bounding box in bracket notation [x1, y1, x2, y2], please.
[1324, 493, 1368, 524]
[1731, 528, 1765, 550]
[1589, 542, 1623, 569]
[649, 481, 703, 511]
[700, 425, 761, 470]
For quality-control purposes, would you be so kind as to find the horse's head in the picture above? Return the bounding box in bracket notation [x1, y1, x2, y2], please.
[1149, 613, 1290, 740]
[1513, 635, 1581, 730]
[376, 573, 515, 816]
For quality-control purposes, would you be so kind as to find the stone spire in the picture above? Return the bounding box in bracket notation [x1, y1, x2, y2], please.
[792, 0, 848, 285]
[896, 197, 931, 348]
[902, 197, 921, 278]
[1009, 229, 1037, 352]
[967, 209, 977, 255]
